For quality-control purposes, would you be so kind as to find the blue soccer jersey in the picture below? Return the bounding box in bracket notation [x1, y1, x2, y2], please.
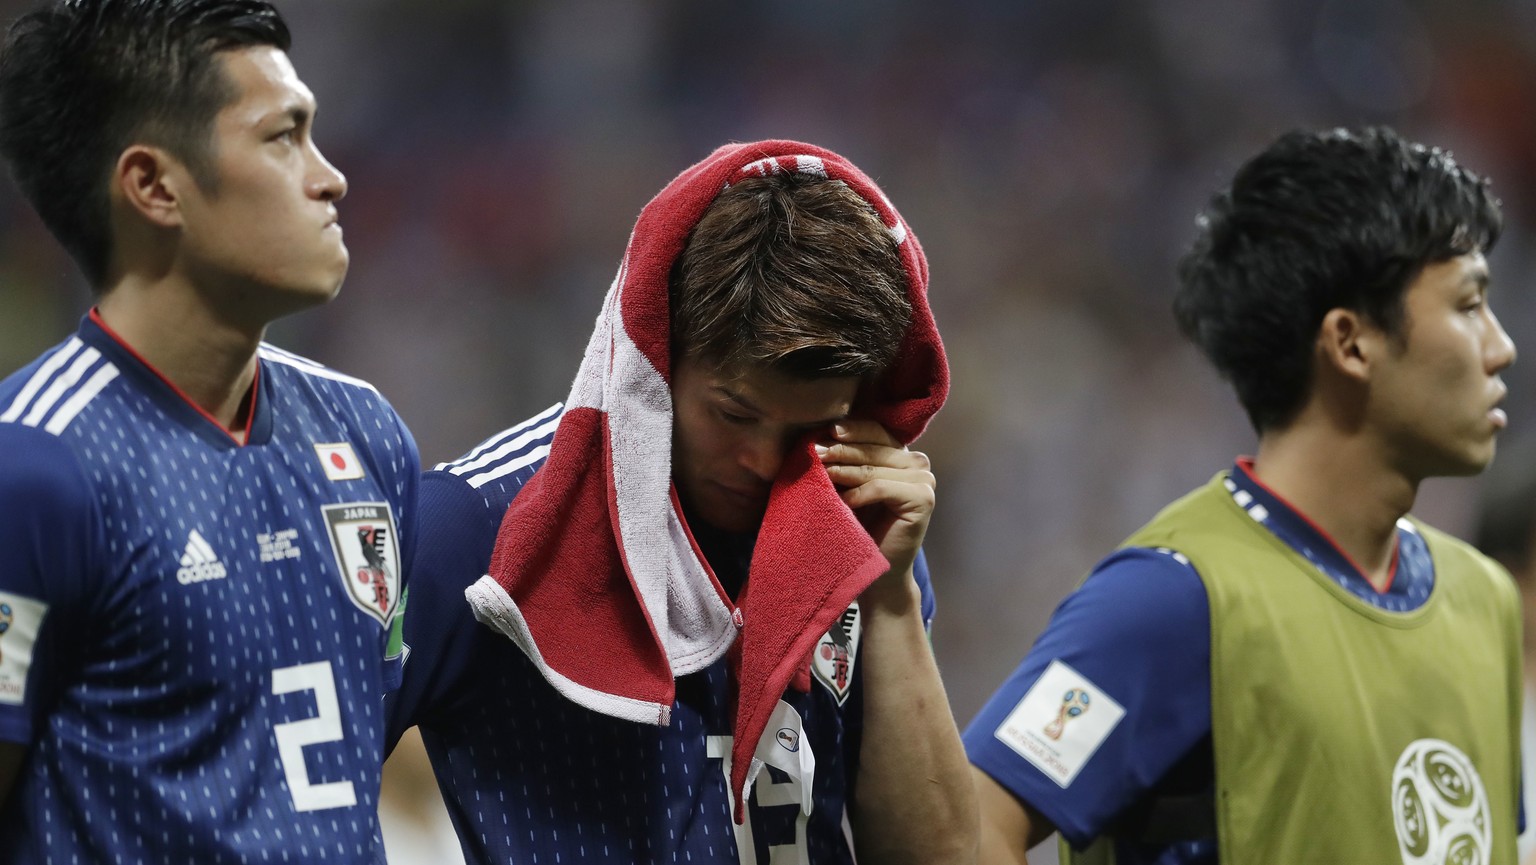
[964, 460, 1451, 865]
[0, 312, 418, 863]
[387, 404, 938, 865]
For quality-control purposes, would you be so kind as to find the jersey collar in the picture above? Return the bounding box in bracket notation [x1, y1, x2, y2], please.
[79, 310, 274, 448]
[1227, 458, 1434, 612]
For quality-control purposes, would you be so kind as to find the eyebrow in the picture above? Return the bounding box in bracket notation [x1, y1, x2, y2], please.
[714, 386, 851, 427]
[280, 104, 313, 126]
[258, 99, 314, 130]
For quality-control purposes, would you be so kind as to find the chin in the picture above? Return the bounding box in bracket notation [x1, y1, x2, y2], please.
[702, 511, 760, 535]
[699, 500, 765, 535]
[1470, 443, 1500, 473]
[1430, 447, 1497, 478]
[259, 281, 343, 323]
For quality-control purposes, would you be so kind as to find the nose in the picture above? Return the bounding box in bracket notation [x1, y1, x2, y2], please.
[737, 431, 789, 484]
[1486, 307, 1516, 373]
[308, 142, 348, 202]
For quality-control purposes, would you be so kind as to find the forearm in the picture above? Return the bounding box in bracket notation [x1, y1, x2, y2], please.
[850, 574, 978, 865]
[973, 765, 1051, 864]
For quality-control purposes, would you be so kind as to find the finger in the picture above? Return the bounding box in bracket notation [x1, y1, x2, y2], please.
[817, 441, 931, 472]
[824, 462, 935, 491]
[837, 476, 936, 514]
[830, 419, 900, 448]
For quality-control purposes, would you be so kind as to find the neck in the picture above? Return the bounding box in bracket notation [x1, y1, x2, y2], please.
[679, 498, 755, 601]
[96, 276, 264, 434]
[1251, 420, 1417, 590]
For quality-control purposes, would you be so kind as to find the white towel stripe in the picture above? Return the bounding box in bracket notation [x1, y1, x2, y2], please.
[465, 574, 672, 726]
[22, 347, 102, 428]
[1, 338, 83, 423]
[43, 363, 119, 435]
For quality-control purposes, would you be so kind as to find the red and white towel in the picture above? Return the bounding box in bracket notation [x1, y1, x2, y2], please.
[465, 139, 947, 817]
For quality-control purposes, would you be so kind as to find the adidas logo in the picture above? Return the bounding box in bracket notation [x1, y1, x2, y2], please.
[176, 529, 229, 585]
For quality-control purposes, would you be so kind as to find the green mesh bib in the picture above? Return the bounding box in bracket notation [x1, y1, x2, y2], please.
[1064, 473, 1520, 865]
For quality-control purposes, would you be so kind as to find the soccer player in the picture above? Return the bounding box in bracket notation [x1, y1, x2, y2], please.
[966, 126, 1523, 864]
[1471, 443, 1536, 864]
[0, 1, 417, 861]
[387, 141, 977, 864]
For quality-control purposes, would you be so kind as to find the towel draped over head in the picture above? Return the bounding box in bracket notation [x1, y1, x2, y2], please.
[465, 139, 948, 819]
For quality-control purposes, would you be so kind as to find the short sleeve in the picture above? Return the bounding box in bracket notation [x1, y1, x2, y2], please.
[963, 547, 1212, 847]
[914, 548, 936, 631]
[381, 410, 422, 691]
[383, 469, 503, 751]
[0, 424, 103, 743]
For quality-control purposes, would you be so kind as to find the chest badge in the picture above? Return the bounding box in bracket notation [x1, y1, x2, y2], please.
[322, 502, 401, 627]
[315, 442, 365, 481]
[811, 602, 861, 705]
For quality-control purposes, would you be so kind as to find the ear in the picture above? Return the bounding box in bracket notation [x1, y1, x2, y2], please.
[113, 145, 188, 229]
[1317, 307, 1383, 383]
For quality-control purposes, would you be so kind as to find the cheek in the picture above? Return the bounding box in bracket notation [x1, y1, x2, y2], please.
[671, 412, 713, 473]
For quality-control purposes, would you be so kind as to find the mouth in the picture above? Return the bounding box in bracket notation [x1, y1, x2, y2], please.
[1490, 384, 1509, 430]
[715, 482, 769, 509]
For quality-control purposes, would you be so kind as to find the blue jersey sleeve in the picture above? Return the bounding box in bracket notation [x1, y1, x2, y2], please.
[915, 548, 935, 630]
[963, 547, 1212, 848]
[382, 410, 422, 691]
[0, 425, 104, 743]
[384, 469, 503, 751]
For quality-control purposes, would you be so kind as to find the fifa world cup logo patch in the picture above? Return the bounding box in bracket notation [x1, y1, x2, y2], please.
[0, 603, 13, 664]
[322, 502, 402, 628]
[1391, 738, 1491, 865]
[1043, 689, 1091, 741]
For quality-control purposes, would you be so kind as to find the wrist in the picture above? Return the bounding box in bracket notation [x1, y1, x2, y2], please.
[860, 567, 922, 617]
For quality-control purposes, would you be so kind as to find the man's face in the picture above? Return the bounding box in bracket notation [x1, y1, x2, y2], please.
[671, 356, 859, 533]
[175, 46, 348, 319]
[1368, 251, 1516, 478]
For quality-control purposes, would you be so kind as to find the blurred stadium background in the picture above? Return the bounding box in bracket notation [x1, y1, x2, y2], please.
[4, 0, 1536, 861]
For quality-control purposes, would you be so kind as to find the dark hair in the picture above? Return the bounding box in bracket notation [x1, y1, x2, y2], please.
[0, 0, 291, 287]
[1174, 126, 1502, 433]
[670, 172, 912, 380]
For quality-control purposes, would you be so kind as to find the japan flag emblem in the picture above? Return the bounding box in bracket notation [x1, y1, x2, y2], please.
[315, 442, 365, 481]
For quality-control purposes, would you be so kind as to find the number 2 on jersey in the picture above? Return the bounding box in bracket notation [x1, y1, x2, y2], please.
[271, 660, 358, 812]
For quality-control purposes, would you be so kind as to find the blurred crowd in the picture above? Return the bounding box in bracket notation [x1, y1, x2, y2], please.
[5, 0, 1536, 860]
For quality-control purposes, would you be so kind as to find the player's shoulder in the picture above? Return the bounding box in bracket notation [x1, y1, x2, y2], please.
[1406, 516, 1492, 564]
[0, 334, 129, 440]
[256, 341, 414, 450]
[1405, 517, 1520, 603]
[0, 421, 95, 509]
[429, 402, 564, 508]
[256, 342, 387, 402]
[1055, 546, 1210, 639]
